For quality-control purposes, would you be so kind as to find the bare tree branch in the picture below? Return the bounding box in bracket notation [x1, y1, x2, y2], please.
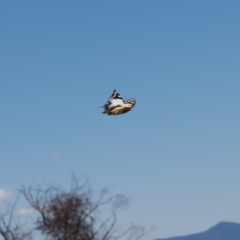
[1, 176, 148, 240]
[0, 194, 32, 240]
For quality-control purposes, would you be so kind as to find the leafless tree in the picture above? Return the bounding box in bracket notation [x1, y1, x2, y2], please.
[20, 177, 146, 240]
[0, 196, 32, 240]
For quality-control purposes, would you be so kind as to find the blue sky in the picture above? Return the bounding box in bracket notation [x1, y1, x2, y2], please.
[1, 1, 240, 239]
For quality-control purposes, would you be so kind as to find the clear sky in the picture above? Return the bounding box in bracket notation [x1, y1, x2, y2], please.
[1, 1, 240, 239]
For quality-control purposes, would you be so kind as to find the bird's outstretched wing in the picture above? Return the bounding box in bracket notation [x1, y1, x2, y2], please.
[103, 90, 124, 109]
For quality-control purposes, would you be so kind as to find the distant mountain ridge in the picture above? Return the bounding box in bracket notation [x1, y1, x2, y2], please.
[157, 222, 240, 240]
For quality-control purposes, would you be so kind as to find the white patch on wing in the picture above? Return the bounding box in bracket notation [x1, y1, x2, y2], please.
[108, 98, 124, 107]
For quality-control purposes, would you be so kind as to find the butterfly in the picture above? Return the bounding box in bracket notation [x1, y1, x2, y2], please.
[102, 90, 136, 115]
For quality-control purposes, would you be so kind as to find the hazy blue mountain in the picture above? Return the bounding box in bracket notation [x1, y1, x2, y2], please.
[157, 222, 240, 240]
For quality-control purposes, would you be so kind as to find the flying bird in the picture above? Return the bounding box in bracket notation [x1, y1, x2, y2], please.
[102, 90, 136, 115]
